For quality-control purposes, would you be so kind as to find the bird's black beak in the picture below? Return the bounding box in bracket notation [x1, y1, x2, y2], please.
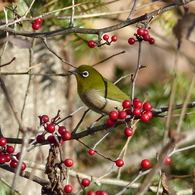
[68, 70, 79, 75]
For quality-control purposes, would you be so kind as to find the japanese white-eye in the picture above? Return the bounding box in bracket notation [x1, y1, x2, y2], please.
[69, 65, 129, 114]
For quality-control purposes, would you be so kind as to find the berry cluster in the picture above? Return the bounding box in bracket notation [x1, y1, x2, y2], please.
[64, 178, 91, 193]
[128, 28, 155, 45]
[87, 190, 109, 195]
[88, 34, 117, 48]
[107, 98, 153, 129]
[0, 137, 26, 171]
[36, 115, 71, 147]
[32, 18, 43, 30]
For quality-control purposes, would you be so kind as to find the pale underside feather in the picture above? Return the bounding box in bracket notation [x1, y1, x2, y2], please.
[79, 89, 124, 114]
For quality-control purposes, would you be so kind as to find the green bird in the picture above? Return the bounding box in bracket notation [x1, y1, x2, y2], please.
[69, 65, 129, 114]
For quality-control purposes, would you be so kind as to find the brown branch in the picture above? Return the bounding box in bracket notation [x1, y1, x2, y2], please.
[0, 57, 16, 68]
[0, 2, 190, 38]
[0, 164, 50, 186]
[4, 101, 195, 143]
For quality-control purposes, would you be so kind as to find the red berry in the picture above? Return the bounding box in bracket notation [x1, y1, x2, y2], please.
[143, 29, 149, 35]
[46, 123, 56, 133]
[165, 156, 172, 165]
[58, 126, 66, 135]
[125, 109, 133, 115]
[32, 22, 40, 30]
[6, 145, 14, 153]
[0, 155, 6, 164]
[124, 127, 133, 137]
[64, 159, 74, 167]
[15, 152, 21, 160]
[88, 40, 96, 48]
[128, 38, 135, 45]
[88, 149, 95, 155]
[132, 108, 141, 116]
[0, 137, 7, 146]
[143, 102, 152, 111]
[109, 111, 118, 121]
[87, 191, 96, 195]
[106, 118, 116, 127]
[141, 113, 150, 122]
[81, 178, 91, 187]
[115, 159, 124, 167]
[133, 97, 141, 103]
[141, 159, 151, 169]
[133, 101, 142, 109]
[36, 135, 45, 143]
[10, 160, 18, 169]
[96, 191, 102, 195]
[21, 162, 27, 171]
[111, 35, 117, 42]
[144, 111, 153, 119]
[103, 34, 109, 41]
[148, 38, 155, 44]
[122, 100, 132, 109]
[100, 191, 108, 195]
[47, 135, 55, 143]
[118, 111, 127, 119]
[143, 34, 150, 41]
[62, 131, 71, 140]
[64, 185, 72, 193]
[54, 136, 64, 146]
[4, 154, 11, 162]
[41, 115, 49, 123]
[35, 18, 43, 24]
[137, 28, 145, 36]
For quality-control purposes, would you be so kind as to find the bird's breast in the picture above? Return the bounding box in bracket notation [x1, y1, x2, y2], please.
[79, 89, 123, 114]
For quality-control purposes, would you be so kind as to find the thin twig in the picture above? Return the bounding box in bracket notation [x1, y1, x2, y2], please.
[21, 47, 34, 120]
[23, 0, 35, 17]
[0, 77, 24, 131]
[131, 41, 142, 101]
[0, 57, 16, 68]
[92, 51, 125, 66]
[127, 0, 138, 20]
[71, 108, 90, 134]
[42, 38, 76, 68]
[69, 0, 75, 27]
[0, 72, 69, 76]
[176, 73, 195, 133]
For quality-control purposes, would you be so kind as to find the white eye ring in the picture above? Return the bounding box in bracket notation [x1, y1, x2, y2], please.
[82, 71, 89, 78]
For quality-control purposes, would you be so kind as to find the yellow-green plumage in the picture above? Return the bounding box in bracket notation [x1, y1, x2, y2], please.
[70, 65, 129, 114]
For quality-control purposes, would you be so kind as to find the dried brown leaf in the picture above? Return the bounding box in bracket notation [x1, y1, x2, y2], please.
[161, 173, 177, 195]
[173, 13, 195, 48]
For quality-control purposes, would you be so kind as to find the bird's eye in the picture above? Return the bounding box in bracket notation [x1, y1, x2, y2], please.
[82, 71, 89, 78]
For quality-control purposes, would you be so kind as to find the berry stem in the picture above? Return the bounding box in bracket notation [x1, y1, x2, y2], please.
[131, 40, 142, 101]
